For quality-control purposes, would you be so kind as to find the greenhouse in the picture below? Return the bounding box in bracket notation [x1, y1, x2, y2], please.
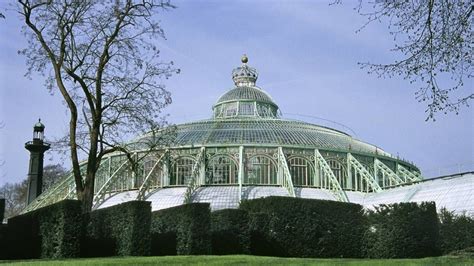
[23, 56, 473, 216]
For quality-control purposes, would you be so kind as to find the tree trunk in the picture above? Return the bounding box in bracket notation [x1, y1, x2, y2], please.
[80, 172, 95, 213]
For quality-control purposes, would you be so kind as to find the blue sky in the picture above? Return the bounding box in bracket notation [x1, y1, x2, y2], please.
[0, 0, 473, 185]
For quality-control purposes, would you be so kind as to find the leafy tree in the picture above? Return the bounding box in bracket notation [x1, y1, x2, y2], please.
[438, 208, 474, 254]
[336, 0, 473, 120]
[18, 0, 179, 212]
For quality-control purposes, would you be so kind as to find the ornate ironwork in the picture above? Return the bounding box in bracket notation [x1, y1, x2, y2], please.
[374, 158, 403, 187]
[315, 149, 348, 202]
[347, 153, 382, 193]
[183, 147, 206, 204]
[277, 147, 295, 197]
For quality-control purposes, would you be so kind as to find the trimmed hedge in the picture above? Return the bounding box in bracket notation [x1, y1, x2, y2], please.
[0, 224, 8, 259]
[4, 199, 82, 259]
[0, 198, 4, 222]
[438, 208, 474, 254]
[364, 202, 440, 258]
[240, 196, 366, 258]
[211, 209, 250, 255]
[151, 203, 211, 255]
[83, 200, 151, 257]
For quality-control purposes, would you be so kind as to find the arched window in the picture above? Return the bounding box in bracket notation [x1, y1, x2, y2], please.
[289, 157, 314, 186]
[170, 157, 195, 186]
[206, 155, 238, 184]
[142, 158, 162, 188]
[328, 159, 347, 189]
[245, 155, 277, 184]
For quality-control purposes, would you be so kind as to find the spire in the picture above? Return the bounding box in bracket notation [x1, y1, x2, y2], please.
[232, 54, 258, 87]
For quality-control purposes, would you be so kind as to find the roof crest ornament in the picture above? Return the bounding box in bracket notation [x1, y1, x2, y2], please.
[232, 54, 258, 87]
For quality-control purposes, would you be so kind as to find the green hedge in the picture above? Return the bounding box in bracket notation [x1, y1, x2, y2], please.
[438, 208, 474, 254]
[240, 196, 366, 258]
[151, 203, 211, 255]
[4, 199, 82, 259]
[364, 202, 440, 258]
[83, 201, 151, 257]
[0, 198, 4, 222]
[0, 224, 8, 259]
[211, 209, 250, 255]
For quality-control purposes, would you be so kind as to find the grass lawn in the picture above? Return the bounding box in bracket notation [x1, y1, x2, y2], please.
[1, 255, 473, 265]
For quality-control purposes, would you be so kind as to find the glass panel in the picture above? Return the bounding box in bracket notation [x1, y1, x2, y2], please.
[245, 156, 277, 185]
[328, 160, 347, 189]
[289, 157, 314, 186]
[239, 102, 254, 116]
[206, 156, 237, 184]
[170, 157, 194, 185]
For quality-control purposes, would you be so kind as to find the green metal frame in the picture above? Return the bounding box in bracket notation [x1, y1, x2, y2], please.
[347, 153, 382, 193]
[136, 150, 168, 201]
[397, 164, 423, 183]
[315, 149, 348, 202]
[183, 147, 206, 204]
[238, 146, 244, 202]
[277, 147, 295, 197]
[92, 157, 130, 210]
[374, 158, 404, 187]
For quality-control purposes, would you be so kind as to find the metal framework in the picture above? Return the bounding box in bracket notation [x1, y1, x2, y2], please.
[92, 157, 130, 209]
[347, 153, 382, 193]
[22, 56, 424, 213]
[374, 158, 404, 187]
[397, 164, 422, 183]
[136, 150, 168, 201]
[277, 147, 295, 197]
[238, 146, 244, 202]
[184, 147, 206, 204]
[315, 149, 348, 202]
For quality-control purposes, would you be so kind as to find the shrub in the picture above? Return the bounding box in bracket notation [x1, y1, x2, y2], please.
[364, 202, 440, 258]
[0, 198, 4, 222]
[240, 196, 366, 258]
[211, 209, 250, 255]
[83, 200, 151, 257]
[5, 199, 82, 259]
[438, 208, 474, 254]
[0, 224, 8, 259]
[151, 203, 211, 255]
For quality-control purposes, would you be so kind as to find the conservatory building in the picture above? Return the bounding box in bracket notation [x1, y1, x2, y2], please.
[23, 56, 474, 216]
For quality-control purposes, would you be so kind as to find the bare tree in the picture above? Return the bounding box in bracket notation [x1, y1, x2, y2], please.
[18, 0, 179, 212]
[335, 0, 473, 120]
[42, 164, 67, 191]
[0, 180, 28, 219]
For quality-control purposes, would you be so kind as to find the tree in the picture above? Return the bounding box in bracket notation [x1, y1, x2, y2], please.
[0, 179, 28, 219]
[0, 164, 68, 219]
[18, 0, 179, 212]
[42, 164, 67, 192]
[337, 0, 473, 120]
[438, 208, 474, 254]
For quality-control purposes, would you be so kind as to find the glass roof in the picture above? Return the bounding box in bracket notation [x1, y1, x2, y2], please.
[214, 86, 277, 107]
[133, 55, 415, 167]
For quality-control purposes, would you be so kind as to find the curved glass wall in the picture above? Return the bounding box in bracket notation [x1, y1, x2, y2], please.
[245, 155, 277, 184]
[206, 155, 238, 184]
[170, 157, 195, 186]
[213, 101, 278, 118]
[328, 159, 347, 189]
[289, 157, 314, 186]
[143, 158, 163, 188]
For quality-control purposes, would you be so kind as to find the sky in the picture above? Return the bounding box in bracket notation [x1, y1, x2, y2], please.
[0, 0, 473, 185]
